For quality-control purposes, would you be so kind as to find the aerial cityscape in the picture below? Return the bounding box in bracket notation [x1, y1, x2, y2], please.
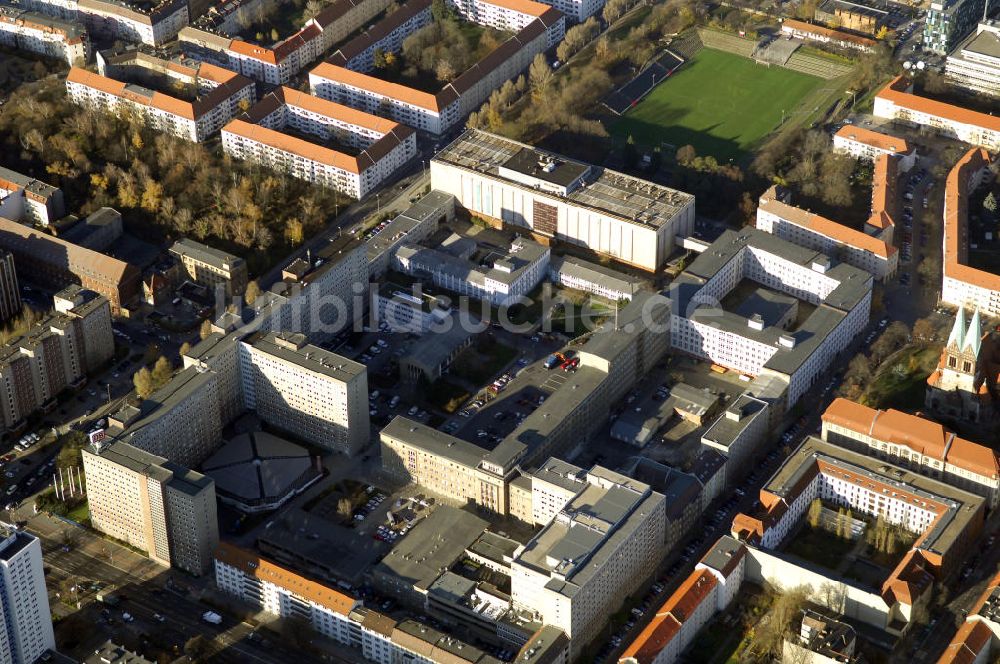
[2, 0, 1000, 661]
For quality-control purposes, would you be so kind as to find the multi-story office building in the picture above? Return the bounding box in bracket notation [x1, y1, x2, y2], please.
[0, 526, 54, 664]
[107, 366, 224, 467]
[0, 251, 19, 325]
[510, 466, 666, 659]
[0, 217, 139, 314]
[66, 52, 255, 143]
[375, 282, 451, 334]
[940, 148, 1000, 315]
[0, 292, 113, 433]
[547, 255, 641, 301]
[875, 76, 1000, 150]
[308, 3, 563, 136]
[366, 192, 455, 279]
[756, 185, 898, 281]
[178, 0, 392, 85]
[429, 130, 695, 271]
[394, 235, 550, 307]
[669, 228, 873, 408]
[947, 21, 1000, 95]
[923, 0, 999, 54]
[221, 87, 416, 199]
[239, 331, 369, 455]
[0, 3, 90, 64]
[169, 237, 248, 297]
[821, 397, 1000, 507]
[0, 166, 64, 226]
[83, 441, 218, 575]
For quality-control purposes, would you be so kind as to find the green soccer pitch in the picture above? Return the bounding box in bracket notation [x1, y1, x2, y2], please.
[612, 48, 825, 162]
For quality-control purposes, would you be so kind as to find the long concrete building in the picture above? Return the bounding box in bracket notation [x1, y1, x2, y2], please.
[0, 166, 65, 226]
[0, 216, 140, 314]
[83, 440, 218, 575]
[428, 130, 695, 271]
[24, 0, 188, 46]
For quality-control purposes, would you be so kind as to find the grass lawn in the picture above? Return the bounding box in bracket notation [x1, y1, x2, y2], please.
[784, 524, 856, 570]
[66, 501, 89, 524]
[862, 346, 940, 411]
[612, 48, 824, 161]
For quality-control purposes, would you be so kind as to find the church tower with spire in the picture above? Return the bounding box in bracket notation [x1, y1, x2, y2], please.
[926, 306, 990, 423]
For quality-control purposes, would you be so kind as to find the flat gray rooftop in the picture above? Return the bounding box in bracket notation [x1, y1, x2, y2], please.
[374, 506, 488, 593]
[244, 331, 365, 383]
[434, 130, 693, 229]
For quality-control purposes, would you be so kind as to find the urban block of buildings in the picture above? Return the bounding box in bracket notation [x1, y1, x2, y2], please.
[669, 228, 873, 409]
[366, 191, 456, 279]
[66, 50, 255, 143]
[169, 237, 248, 297]
[756, 183, 898, 281]
[0, 287, 114, 434]
[24, 0, 188, 46]
[427, 130, 696, 271]
[510, 466, 666, 659]
[381, 289, 671, 517]
[0, 166, 65, 226]
[945, 20, 1000, 96]
[822, 396, 1000, 506]
[832, 125, 916, 170]
[874, 75, 1000, 151]
[394, 233, 550, 307]
[221, 87, 417, 199]
[308, 0, 564, 135]
[83, 440, 219, 575]
[0, 2, 90, 64]
[178, 0, 393, 85]
[937, 571, 1000, 663]
[940, 147, 1000, 316]
[0, 525, 55, 664]
[814, 0, 888, 35]
[779, 18, 877, 51]
[214, 540, 570, 664]
[547, 254, 642, 301]
[922, 0, 997, 54]
[0, 216, 140, 314]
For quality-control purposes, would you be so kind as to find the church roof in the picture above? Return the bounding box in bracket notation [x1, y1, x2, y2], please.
[948, 306, 966, 351]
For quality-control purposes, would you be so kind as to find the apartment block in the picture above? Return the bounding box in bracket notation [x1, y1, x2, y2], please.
[169, 237, 248, 296]
[946, 21, 1000, 96]
[0, 3, 90, 64]
[756, 185, 898, 281]
[329, 0, 432, 72]
[66, 52, 254, 143]
[83, 441, 218, 575]
[221, 87, 416, 199]
[833, 125, 916, 171]
[178, 0, 392, 85]
[0, 166, 64, 226]
[23, 0, 188, 45]
[821, 397, 1000, 507]
[510, 466, 666, 659]
[923, 0, 999, 54]
[429, 130, 695, 271]
[670, 228, 873, 408]
[0, 526, 54, 664]
[308, 2, 563, 136]
[940, 148, 1000, 315]
[450, 0, 566, 38]
[239, 331, 369, 455]
[0, 291, 113, 433]
[0, 250, 19, 325]
[875, 75, 1000, 150]
[0, 216, 140, 314]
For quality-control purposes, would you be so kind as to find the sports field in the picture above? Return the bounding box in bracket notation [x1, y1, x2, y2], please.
[612, 48, 824, 161]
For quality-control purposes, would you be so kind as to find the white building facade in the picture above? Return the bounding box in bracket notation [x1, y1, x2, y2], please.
[0, 5, 89, 64]
[0, 527, 54, 664]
